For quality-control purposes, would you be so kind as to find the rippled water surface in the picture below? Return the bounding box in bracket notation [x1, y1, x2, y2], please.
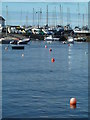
[2, 41, 88, 118]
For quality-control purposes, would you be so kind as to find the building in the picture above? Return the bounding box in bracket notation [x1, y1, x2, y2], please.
[0, 16, 5, 27]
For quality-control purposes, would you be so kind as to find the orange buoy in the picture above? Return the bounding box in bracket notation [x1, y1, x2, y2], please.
[70, 104, 76, 109]
[51, 58, 55, 63]
[49, 48, 52, 52]
[70, 98, 77, 105]
[45, 45, 47, 48]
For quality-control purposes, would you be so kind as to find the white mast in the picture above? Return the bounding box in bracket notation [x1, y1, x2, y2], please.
[62, 5, 63, 26]
[67, 7, 70, 25]
[26, 11, 28, 27]
[33, 8, 35, 26]
[20, 9, 22, 26]
[6, 5, 8, 36]
[55, 6, 57, 26]
[82, 13, 85, 27]
[77, 2, 80, 27]
[46, 5, 48, 26]
[60, 4, 62, 25]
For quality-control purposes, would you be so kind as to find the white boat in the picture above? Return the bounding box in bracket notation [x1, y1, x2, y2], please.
[0, 37, 12, 44]
[44, 35, 54, 43]
[63, 41, 67, 44]
[67, 37, 74, 44]
[74, 37, 86, 42]
[10, 38, 30, 45]
[44, 35, 54, 41]
[47, 41, 52, 44]
[17, 38, 30, 44]
[53, 38, 60, 41]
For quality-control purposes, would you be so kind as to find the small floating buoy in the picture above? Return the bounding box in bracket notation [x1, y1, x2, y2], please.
[68, 44, 70, 46]
[70, 98, 77, 105]
[70, 104, 76, 109]
[22, 54, 24, 57]
[45, 45, 47, 48]
[5, 47, 8, 50]
[49, 48, 52, 52]
[51, 58, 55, 63]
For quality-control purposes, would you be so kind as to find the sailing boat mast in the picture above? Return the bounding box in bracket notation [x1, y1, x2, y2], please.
[83, 13, 85, 27]
[20, 9, 22, 26]
[85, 7, 87, 26]
[40, 8, 42, 27]
[46, 5, 48, 27]
[62, 5, 63, 26]
[33, 8, 35, 26]
[55, 7, 57, 26]
[26, 11, 28, 27]
[78, 2, 80, 27]
[67, 7, 70, 25]
[60, 4, 62, 25]
[6, 5, 8, 36]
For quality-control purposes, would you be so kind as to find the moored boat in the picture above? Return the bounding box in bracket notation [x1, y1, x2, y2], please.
[74, 37, 86, 42]
[17, 38, 30, 44]
[12, 45, 24, 50]
[67, 36, 74, 44]
[63, 41, 67, 44]
[10, 38, 30, 45]
[44, 35, 54, 41]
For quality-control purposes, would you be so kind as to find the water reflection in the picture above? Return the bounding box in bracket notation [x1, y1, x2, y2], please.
[68, 44, 73, 71]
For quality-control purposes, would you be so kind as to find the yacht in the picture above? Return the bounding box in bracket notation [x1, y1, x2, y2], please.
[10, 38, 30, 45]
[44, 35, 54, 43]
[17, 38, 30, 44]
[67, 37, 74, 44]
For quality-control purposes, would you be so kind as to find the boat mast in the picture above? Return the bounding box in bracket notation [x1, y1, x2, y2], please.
[26, 11, 28, 27]
[55, 7, 57, 26]
[33, 8, 35, 26]
[54, 7, 56, 27]
[82, 13, 85, 27]
[20, 9, 22, 26]
[67, 7, 70, 25]
[52, 9, 54, 27]
[46, 5, 48, 27]
[6, 5, 8, 36]
[62, 5, 63, 26]
[40, 8, 42, 27]
[85, 7, 87, 26]
[38, 10, 39, 28]
[60, 4, 62, 25]
[77, 2, 80, 27]
[67, 7, 69, 25]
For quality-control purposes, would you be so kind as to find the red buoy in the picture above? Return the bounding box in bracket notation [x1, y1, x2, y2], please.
[45, 45, 47, 48]
[49, 48, 52, 52]
[51, 58, 55, 63]
[70, 104, 76, 109]
[68, 44, 70, 46]
[70, 98, 77, 105]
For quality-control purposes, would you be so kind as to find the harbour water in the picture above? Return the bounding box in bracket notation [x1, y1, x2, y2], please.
[2, 41, 88, 118]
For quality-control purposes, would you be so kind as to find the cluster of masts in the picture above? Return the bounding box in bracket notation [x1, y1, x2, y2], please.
[5, 3, 88, 28]
[31, 5, 64, 27]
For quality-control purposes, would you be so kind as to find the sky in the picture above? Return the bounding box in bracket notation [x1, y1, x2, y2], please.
[1, 2, 89, 28]
[1, 0, 90, 2]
